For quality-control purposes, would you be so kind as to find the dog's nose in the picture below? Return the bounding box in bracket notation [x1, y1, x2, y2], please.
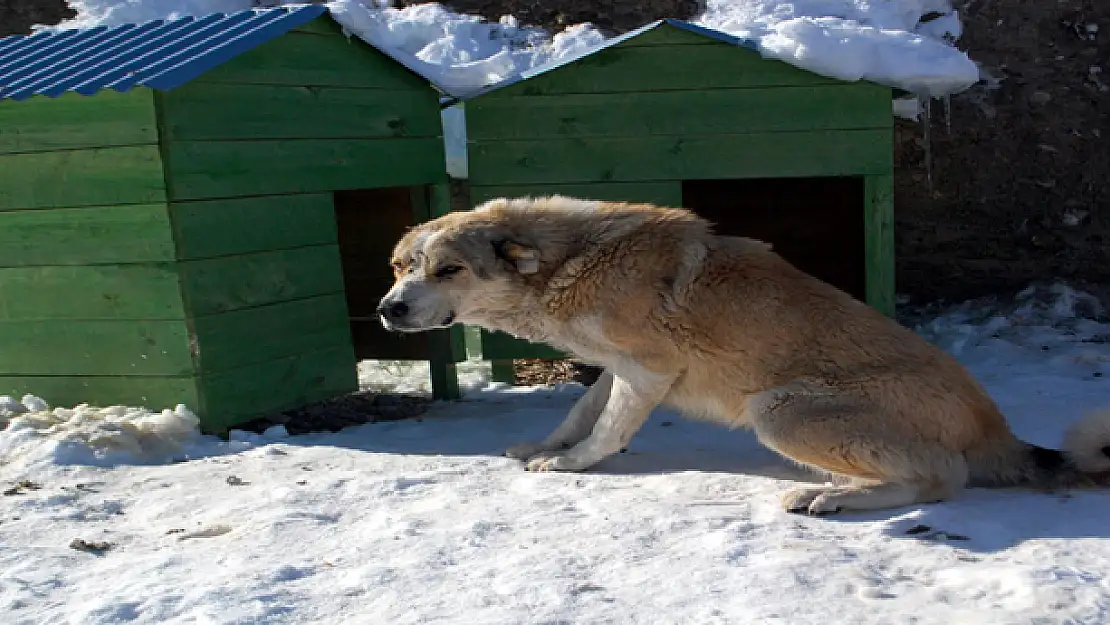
[378, 300, 409, 320]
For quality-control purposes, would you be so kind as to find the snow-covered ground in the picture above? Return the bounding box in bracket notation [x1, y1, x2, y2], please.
[3, 284, 1110, 624]
[42, 1, 981, 98]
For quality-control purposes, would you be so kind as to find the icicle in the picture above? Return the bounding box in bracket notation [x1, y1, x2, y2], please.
[943, 94, 952, 134]
[921, 96, 933, 192]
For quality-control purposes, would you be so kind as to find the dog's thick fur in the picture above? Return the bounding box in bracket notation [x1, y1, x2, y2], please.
[379, 196, 1110, 515]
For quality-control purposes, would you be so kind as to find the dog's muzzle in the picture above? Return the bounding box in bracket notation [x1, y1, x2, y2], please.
[377, 299, 455, 332]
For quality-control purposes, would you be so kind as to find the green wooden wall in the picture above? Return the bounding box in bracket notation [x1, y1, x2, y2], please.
[0, 89, 202, 412]
[465, 23, 895, 363]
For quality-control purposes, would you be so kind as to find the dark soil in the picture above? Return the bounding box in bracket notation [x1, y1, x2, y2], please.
[236, 391, 431, 435]
[0, 0, 73, 36]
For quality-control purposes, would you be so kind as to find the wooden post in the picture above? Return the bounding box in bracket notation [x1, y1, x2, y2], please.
[422, 183, 465, 399]
[864, 173, 895, 317]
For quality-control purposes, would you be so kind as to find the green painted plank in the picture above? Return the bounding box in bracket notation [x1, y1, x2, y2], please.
[614, 24, 725, 47]
[0, 375, 199, 413]
[0, 320, 194, 376]
[469, 182, 682, 206]
[421, 182, 465, 400]
[158, 83, 442, 141]
[0, 146, 167, 210]
[480, 329, 566, 360]
[490, 45, 840, 97]
[191, 294, 353, 373]
[164, 138, 445, 200]
[291, 15, 343, 35]
[195, 31, 432, 90]
[467, 86, 890, 140]
[0, 89, 158, 155]
[171, 194, 337, 260]
[199, 344, 358, 432]
[0, 264, 185, 320]
[468, 129, 893, 185]
[865, 173, 895, 317]
[178, 245, 346, 316]
[0, 203, 175, 267]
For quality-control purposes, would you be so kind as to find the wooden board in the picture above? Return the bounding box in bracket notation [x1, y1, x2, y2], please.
[491, 44, 841, 97]
[163, 138, 445, 200]
[0, 203, 175, 267]
[0, 320, 194, 376]
[613, 23, 732, 47]
[0, 375, 199, 414]
[177, 245, 347, 316]
[467, 129, 893, 185]
[198, 344, 358, 432]
[0, 264, 185, 320]
[158, 83, 442, 141]
[0, 145, 166, 210]
[191, 294, 353, 373]
[171, 194, 337, 260]
[865, 174, 896, 317]
[466, 86, 890, 140]
[194, 31, 433, 90]
[0, 89, 158, 155]
[291, 15, 343, 36]
[469, 181, 682, 207]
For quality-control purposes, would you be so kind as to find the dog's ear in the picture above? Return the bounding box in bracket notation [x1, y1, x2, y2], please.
[492, 238, 540, 274]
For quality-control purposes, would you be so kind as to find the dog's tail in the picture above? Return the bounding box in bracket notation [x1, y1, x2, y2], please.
[969, 409, 1110, 489]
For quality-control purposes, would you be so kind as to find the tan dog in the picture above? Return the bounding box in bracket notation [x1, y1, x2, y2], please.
[378, 196, 1110, 515]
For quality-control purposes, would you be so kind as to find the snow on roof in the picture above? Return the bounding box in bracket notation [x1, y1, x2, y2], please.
[36, 1, 981, 99]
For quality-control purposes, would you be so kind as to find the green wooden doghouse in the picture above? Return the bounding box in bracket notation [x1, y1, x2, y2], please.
[458, 19, 896, 380]
[0, 5, 466, 433]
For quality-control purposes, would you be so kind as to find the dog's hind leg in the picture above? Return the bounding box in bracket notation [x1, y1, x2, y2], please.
[505, 370, 614, 460]
[524, 366, 677, 472]
[749, 382, 969, 515]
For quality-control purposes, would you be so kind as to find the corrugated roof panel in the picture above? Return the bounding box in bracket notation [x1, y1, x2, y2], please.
[0, 4, 328, 100]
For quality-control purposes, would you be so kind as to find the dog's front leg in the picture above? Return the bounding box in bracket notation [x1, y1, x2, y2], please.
[525, 366, 677, 472]
[506, 369, 615, 460]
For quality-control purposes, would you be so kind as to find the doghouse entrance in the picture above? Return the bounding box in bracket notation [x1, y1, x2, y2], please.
[682, 177, 866, 301]
[334, 187, 430, 361]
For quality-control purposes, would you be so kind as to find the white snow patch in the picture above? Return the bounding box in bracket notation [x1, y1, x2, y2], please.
[3, 284, 1110, 623]
[357, 357, 493, 395]
[0, 401, 208, 472]
[42, 0, 981, 98]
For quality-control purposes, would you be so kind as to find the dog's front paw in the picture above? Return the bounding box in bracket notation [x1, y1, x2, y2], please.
[781, 486, 842, 516]
[505, 441, 552, 460]
[524, 452, 592, 473]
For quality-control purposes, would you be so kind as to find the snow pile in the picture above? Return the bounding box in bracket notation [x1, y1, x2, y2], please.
[43, 0, 980, 98]
[1, 286, 1110, 622]
[914, 284, 1108, 362]
[0, 397, 206, 470]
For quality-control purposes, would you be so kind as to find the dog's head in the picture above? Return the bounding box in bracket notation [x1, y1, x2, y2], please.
[377, 200, 541, 333]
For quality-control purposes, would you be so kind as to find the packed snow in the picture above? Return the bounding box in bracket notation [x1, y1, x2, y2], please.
[41, 1, 981, 98]
[3, 284, 1110, 624]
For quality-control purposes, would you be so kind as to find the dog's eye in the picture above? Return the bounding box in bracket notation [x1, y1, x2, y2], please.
[434, 265, 464, 279]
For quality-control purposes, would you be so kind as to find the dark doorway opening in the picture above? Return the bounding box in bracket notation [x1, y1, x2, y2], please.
[334, 187, 430, 361]
[682, 177, 866, 301]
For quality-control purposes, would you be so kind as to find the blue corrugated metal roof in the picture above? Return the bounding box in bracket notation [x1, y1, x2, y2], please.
[461, 19, 761, 100]
[0, 4, 328, 101]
